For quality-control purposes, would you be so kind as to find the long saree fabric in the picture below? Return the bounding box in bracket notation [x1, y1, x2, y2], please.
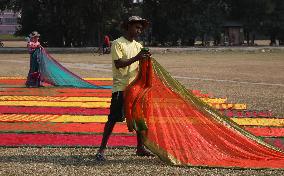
[124, 58, 284, 168]
[33, 48, 111, 89]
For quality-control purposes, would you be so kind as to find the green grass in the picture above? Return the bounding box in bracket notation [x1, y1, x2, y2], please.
[0, 34, 25, 41]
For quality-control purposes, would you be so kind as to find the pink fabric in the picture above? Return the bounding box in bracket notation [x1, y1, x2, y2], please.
[104, 35, 110, 46]
[27, 41, 40, 53]
[0, 134, 136, 147]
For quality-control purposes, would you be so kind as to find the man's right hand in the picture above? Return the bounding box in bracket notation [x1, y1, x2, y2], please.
[135, 50, 151, 61]
[114, 50, 151, 69]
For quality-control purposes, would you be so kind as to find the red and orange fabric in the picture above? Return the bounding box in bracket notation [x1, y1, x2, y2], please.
[124, 58, 284, 168]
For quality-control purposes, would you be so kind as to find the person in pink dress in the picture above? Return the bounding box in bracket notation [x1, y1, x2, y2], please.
[103, 35, 111, 54]
[25, 31, 43, 87]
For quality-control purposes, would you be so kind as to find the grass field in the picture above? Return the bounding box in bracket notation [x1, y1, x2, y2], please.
[0, 50, 284, 175]
[0, 34, 25, 40]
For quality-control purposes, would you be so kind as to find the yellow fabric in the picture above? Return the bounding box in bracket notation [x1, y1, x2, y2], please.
[200, 98, 227, 104]
[51, 115, 108, 122]
[208, 103, 247, 110]
[111, 36, 143, 92]
[0, 96, 110, 102]
[0, 114, 108, 122]
[231, 118, 284, 127]
[0, 101, 110, 108]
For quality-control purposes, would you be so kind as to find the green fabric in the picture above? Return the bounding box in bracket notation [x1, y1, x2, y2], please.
[34, 48, 111, 89]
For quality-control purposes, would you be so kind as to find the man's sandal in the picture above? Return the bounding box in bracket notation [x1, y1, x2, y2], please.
[95, 153, 106, 161]
[136, 149, 155, 157]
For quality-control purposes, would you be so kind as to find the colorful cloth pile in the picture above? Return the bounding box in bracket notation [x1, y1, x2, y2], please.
[124, 58, 284, 168]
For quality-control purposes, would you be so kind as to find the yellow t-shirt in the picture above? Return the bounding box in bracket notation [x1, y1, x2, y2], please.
[111, 36, 143, 92]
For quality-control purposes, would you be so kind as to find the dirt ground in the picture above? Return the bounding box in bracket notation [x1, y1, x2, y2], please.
[0, 50, 284, 175]
[1, 41, 27, 47]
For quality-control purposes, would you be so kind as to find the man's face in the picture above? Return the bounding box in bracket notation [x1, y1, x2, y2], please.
[127, 22, 143, 38]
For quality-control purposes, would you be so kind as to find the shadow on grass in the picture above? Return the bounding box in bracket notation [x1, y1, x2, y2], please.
[0, 154, 162, 167]
[1, 154, 284, 176]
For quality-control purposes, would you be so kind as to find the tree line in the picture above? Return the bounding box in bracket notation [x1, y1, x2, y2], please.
[1, 0, 283, 47]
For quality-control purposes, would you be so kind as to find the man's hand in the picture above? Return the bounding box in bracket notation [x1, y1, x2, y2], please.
[134, 50, 151, 61]
[114, 49, 151, 69]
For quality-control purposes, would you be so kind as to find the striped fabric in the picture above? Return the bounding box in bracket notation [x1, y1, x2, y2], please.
[0, 77, 283, 149]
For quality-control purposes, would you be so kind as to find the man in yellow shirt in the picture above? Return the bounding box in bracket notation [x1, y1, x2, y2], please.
[95, 16, 153, 161]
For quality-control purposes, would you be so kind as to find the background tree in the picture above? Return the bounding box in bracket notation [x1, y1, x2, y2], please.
[227, 0, 268, 45]
[142, 0, 229, 46]
[261, 0, 284, 45]
[1, 0, 283, 46]
[1, 0, 126, 47]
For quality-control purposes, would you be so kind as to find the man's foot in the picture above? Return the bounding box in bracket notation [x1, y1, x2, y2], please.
[136, 148, 155, 157]
[95, 152, 106, 161]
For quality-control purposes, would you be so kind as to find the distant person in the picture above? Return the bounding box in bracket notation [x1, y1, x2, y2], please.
[95, 16, 153, 161]
[25, 31, 43, 87]
[103, 35, 111, 54]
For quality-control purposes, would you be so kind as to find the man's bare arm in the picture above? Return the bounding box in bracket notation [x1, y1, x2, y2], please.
[114, 50, 151, 69]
